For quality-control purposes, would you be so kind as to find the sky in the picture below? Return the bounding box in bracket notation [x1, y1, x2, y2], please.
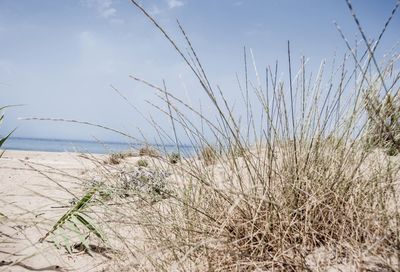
[1, 0, 399, 143]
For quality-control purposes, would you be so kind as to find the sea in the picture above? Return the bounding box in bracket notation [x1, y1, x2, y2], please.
[2, 137, 195, 155]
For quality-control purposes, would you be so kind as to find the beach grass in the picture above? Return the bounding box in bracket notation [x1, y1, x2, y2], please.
[94, 0, 399, 270]
[0, 106, 16, 157]
[3, 0, 400, 271]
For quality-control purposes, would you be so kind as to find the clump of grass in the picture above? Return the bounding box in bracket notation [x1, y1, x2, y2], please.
[365, 92, 400, 155]
[107, 153, 122, 165]
[101, 1, 400, 270]
[168, 152, 181, 164]
[105, 150, 136, 165]
[118, 167, 170, 198]
[139, 145, 159, 157]
[199, 145, 217, 166]
[227, 143, 245, 158]
[137, 159, 149, 167]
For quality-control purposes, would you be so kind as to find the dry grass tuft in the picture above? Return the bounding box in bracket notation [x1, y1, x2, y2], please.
[105, 0, 400, 269]
[365, 91, 400, 155]
[139, 145, 159, 157]
[105, 150, 136, 165]
[200, 145, 218, 166]
[168, 152, 181, 164]
[137, 159, 149, 167]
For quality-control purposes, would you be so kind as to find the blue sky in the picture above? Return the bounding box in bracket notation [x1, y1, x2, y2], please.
[1, 0, 399, 142]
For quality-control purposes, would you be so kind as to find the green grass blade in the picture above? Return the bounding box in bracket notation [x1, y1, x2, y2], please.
[75, 213, 105, 242]
[0, 128, 16, 148]
[39, 186, 98, 242]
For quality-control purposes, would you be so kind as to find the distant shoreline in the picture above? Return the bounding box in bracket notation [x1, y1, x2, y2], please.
[2, 137, 194, 155]
[8, 136, 135, 145]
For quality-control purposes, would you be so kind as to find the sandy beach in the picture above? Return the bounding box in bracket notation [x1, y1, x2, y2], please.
[1, 147, 399, 271]
[0, 150, 111, 271]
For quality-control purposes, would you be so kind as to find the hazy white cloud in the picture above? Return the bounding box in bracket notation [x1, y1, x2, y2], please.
[233, 1, 243, 6]
[147, 0, 184, 15]
[149, 4, 162, 15]
[100, 7, 116, 19]
[166, 0, 184, 9]
[83, 0, 122, 22]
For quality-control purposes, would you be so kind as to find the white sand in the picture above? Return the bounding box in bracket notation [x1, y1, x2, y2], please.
[0, 150, 109, 271]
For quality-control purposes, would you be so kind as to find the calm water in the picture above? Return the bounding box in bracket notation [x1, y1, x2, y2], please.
[3, 137, 194, 155]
